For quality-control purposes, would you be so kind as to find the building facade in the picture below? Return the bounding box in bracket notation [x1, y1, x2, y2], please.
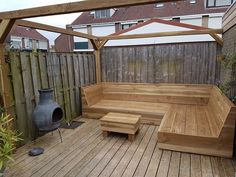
[55, 0, 235, 51]
[8, 26, 49, 51]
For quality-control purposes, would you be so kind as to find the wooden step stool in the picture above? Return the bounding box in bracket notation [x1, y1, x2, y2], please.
[100, 112, 141, 141]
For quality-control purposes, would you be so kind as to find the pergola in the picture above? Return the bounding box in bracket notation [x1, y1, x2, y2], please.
[0, 0, 223, 114]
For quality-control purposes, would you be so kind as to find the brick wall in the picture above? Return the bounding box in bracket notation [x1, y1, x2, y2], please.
[223, 25, 236, 54]
[222, 25, 236, 99]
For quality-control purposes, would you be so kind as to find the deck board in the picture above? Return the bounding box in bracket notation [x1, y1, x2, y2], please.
[5, 118, 236, 177]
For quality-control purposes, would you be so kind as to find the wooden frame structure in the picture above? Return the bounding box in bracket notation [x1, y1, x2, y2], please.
[0, 0, 224, 114]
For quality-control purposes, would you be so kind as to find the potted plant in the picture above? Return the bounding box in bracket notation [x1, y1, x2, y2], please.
[0, 113, 21, 176]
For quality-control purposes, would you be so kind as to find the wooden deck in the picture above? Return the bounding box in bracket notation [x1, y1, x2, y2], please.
[5, 118, 236, 177]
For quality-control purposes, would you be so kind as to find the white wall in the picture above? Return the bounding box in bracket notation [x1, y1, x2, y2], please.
[74, 25, 115, 43]
[92, 25, 115, 36]
[72, 13, 223, 48]
[10, 36, 22, 49]
[74, 28, 89, 42]
[106, 21, 215, 46]
[39, 41, 48, 50]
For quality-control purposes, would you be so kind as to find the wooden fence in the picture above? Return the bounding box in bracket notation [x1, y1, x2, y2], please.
[101, 42, 222, 84]
[4, 51, 95, 142]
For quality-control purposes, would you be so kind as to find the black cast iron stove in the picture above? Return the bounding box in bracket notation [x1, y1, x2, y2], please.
[33, 89, 63, 140]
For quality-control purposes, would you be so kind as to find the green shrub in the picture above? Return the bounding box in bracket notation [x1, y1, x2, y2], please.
[0, 113, 21, 176]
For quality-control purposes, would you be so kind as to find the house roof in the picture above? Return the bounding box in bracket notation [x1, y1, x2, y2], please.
[10, 26, 48, 41]
[72, 0, 228, 26]
[105, 18, 216, 47]
[112, 18, 206, 36]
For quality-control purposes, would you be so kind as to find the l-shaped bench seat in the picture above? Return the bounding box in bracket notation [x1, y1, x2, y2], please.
[81, 83, 236, 157]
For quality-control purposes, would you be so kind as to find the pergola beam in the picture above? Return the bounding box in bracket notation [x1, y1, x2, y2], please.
[209, 33, 223, 46]
[0, 0, 182, 19]
[0, 19, 15, 43]
[98, 29, 223, 41]
[15, 20, 97, 40]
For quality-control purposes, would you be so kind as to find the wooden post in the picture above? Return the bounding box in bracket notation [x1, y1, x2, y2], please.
[94, 49, 101, 83]
[0, 19, 16, 117]
[0, 44, 15, 116]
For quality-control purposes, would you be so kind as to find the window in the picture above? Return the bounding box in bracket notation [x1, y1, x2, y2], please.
[10, 40, 21, 49]
[190, 0, 196, 4]
[28, 39, 33, 49]
[206, 0, 235, 7]
[95, 10, 111, 18]
[172, 17, 180, 22]
[74, 42, 88, 50]
[121, 23, 136, 30]
[155, 3, 164, 8]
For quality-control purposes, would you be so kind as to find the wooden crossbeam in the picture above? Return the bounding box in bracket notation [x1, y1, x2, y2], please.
[97, 40, 108, 50]
[15, 20, 97, 40]
[209, 33, 223, 46]
[98, 29, 223, 41]
[90, 39, 99, 50]
[0, 19, 15, 43]
[0, 0, 182, 19]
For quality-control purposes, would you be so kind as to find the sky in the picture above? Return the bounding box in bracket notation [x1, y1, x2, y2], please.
[0, 0, 83, 45]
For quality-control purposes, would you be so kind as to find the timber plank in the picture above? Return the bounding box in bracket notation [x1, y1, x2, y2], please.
[98, 140, 131, 176]
[76, 139, 122, 176]
[122, 125, 155, 177]
[167, 152, 181, 177]
[179, 153, 190, 177]
[221, 158, 235, 177]
[144, 144, 163, 177]
[87, 138, 126, 177]
[210, 157, 225, 177]
[156, 150, 172, 177]
[201, 156, 213, 177]
[133, 126, 159, 177]
[110, 125, 149, 177]
[185, 105, 197, 135]
[62, 137, 116, 177]
[190, 154, 202, 177]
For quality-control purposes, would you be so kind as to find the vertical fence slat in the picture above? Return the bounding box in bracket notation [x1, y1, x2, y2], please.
[61, 54, 72, 122]
[10, 52, 28, 143]
[73, 53, 81, 115]
[30, 53, 41, 104]
[21, 52, 35, 140]
[67, 53, 76, 119]
[38, 52, 49, 89]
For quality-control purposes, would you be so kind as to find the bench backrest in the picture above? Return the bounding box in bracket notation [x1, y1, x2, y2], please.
[82, 84, 103, 107]
[102, 83, 212, 105]
[207, 86, 236, 136]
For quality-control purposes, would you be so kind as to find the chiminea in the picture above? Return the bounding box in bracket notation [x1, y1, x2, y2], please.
[33, 89, 63, 132]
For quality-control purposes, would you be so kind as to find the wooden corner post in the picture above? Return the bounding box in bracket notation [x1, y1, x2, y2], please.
[94, 49, 101, 83]
[0, 19, 15, 115]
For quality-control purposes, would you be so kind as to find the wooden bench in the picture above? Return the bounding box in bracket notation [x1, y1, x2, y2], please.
[82, 83, 211, 125]
[100, 112, 140, 141]
[81, 83, 236, 157]
[158, 86, 236, 157]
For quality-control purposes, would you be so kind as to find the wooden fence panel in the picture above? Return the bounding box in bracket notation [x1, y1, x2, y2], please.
[20, 52, 35, 140]
[10, 52, 28, 144]
[6, 51, 95, 141]
[101, 42, 222, 85]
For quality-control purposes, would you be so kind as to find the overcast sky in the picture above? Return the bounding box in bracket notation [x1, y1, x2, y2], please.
[0, 0, 83, 45]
